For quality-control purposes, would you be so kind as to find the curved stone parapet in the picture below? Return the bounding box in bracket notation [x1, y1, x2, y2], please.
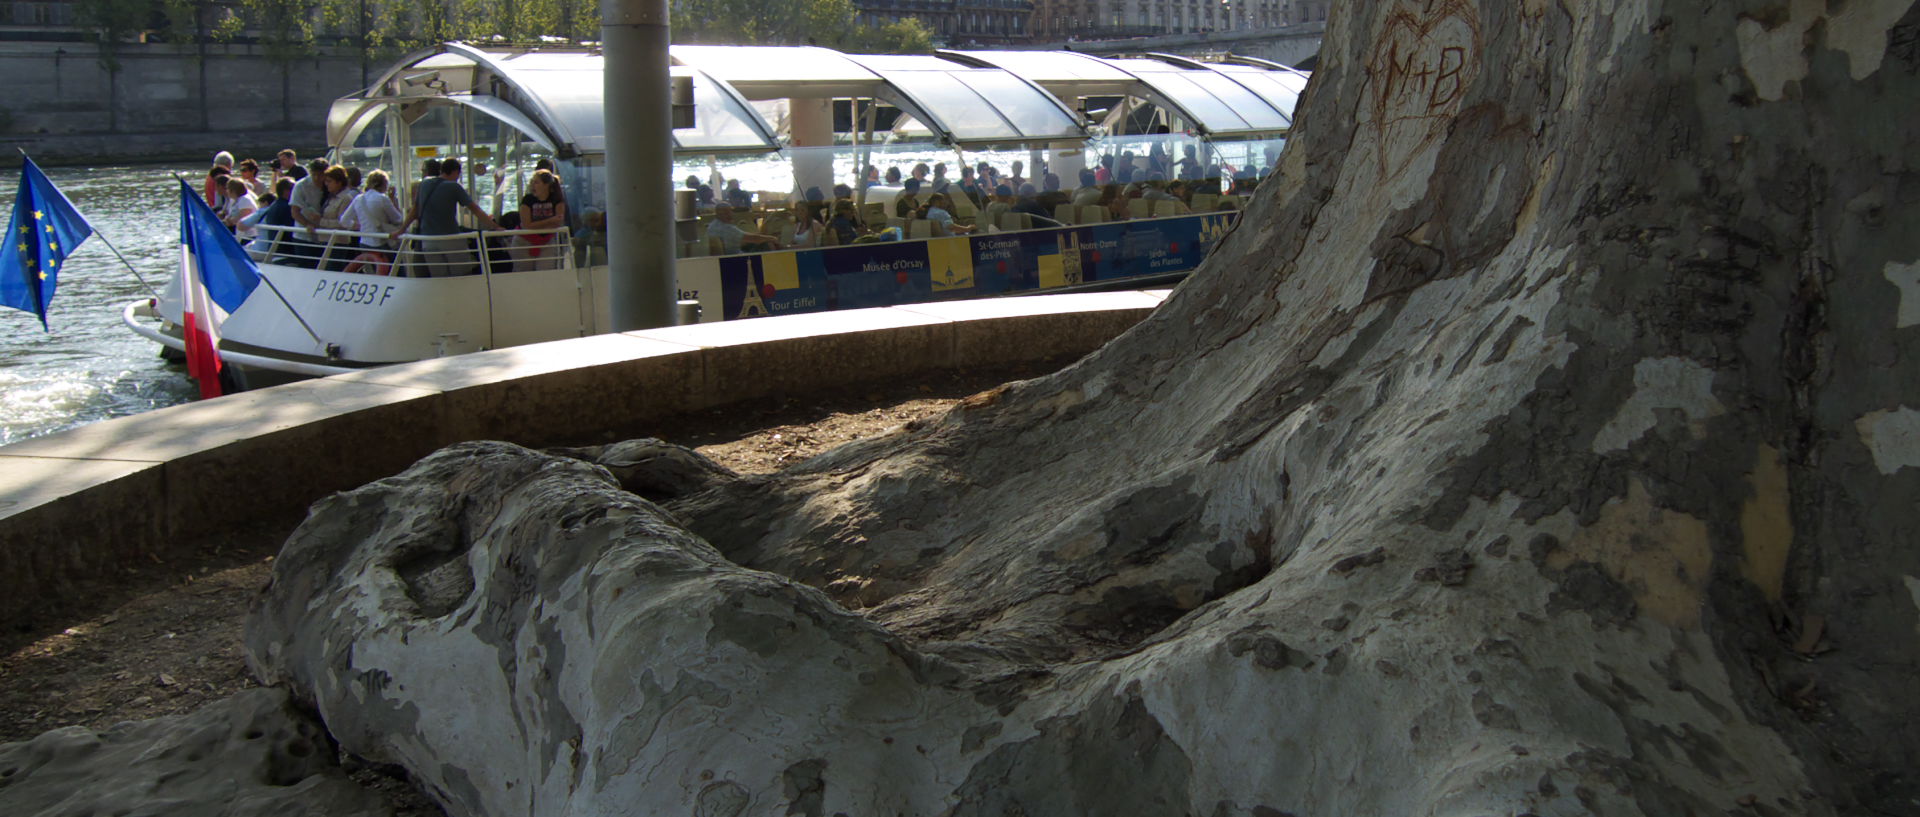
[0, 291, 1167, 630]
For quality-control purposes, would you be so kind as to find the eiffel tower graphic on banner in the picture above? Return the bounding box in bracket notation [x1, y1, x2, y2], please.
[736, 261, 768, 319]
[1058, 232, 1085, 285]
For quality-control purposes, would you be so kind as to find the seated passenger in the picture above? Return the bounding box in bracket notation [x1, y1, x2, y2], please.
[893, 178, 924, 219]
[572, 208, 608, 265]
[924, 193, 973, 235]
[1012, 183, 1050, 220]
[723, 179, 752, 209]
[828, 200, 863, 245]
[1101, 185, 1130, 222]
[1142, 172, 1177, 202]
[706, 204, 777, 255]
[983, 184, 1013, 226]
[788, 200, 825, 249]
[1072, 168, 1103, 206]
[956, 166, 981, 204]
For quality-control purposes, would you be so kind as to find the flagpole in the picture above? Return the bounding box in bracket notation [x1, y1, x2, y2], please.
[88, 229, 161, 301]
[170, 172, 330, 355]
[16, 148, 161, 301]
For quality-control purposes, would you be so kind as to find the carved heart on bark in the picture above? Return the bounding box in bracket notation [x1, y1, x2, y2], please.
[1366, 0, 1483, 180]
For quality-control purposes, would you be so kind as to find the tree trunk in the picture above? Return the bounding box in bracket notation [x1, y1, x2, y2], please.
[247, 0, 1920, 815]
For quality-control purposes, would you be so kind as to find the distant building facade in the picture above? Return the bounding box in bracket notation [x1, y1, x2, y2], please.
[854, 0, 1036, 45]
[1033, 0, 1326, 40]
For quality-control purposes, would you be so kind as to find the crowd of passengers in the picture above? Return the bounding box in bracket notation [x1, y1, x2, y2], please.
[689, 144, 1271, 256]
[197, 149, 573, 277]
[192, 140, 1270, 272]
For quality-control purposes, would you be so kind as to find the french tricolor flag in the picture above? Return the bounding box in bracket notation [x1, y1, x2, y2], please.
[178, 181, 260, 398]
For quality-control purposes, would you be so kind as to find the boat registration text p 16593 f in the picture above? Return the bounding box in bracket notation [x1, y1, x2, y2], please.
[313, 279, 397, 307]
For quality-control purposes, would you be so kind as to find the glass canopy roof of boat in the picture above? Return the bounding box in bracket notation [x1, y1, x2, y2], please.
[350, 43, 1310, 155]
[1103, 57, 1295, 134]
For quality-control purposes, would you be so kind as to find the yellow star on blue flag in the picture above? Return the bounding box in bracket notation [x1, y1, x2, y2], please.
[2, 155, 94, 330]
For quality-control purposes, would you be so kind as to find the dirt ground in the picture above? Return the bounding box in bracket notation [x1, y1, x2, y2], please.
[0, 360, 1065, 816]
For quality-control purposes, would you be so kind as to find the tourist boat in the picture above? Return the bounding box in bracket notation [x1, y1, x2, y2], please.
[122, 43, 1307, 386]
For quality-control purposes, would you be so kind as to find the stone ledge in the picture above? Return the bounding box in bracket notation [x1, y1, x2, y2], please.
[0, 290, 1168, 628]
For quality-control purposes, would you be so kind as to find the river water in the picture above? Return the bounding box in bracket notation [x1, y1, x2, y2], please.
[0, 163, 201, 445]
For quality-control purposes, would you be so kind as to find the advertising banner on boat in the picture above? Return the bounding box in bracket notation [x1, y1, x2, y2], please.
[718, 211, 1238, 321]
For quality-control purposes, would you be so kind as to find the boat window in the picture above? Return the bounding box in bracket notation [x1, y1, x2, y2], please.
[672, 68, 785, 153]
[337, 112, 393, 177]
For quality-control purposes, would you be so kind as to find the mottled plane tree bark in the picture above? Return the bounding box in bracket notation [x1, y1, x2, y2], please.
[248, 0, 1920, 815]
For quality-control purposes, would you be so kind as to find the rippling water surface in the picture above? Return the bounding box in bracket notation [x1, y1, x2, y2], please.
[0, 163, 202, 445]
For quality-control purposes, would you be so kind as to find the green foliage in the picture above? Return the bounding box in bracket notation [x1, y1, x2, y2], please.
[72, 0, 154, 67]
[670, 0, 933, 52]
[242, 0, 318, 61]
[845, 16, 934, 53]
[69, 0, 930, 76]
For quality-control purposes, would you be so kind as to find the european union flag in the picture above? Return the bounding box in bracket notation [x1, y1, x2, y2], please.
[1, 156, 94, 330]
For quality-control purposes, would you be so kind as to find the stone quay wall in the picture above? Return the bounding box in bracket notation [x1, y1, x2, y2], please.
[0, 40, 370, 164]
[0, 291, 1169, 630]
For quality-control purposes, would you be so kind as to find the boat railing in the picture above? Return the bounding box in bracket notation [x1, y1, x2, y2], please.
[248, 224, 574, 279]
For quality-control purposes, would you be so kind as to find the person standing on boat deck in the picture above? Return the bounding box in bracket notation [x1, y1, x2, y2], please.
[516, 169, 569, 271]
[392, 158, 501, 277]
[345, 170, 403, 275]
[237, 159, 268, 198]
[205, 155, 233, 209]
[289, 159, 330, 237]
[242, 178, 297, 255]
[224, 178, 260, 243]
[314, 166, 359, 270]
[411, 158, 441, 213]
[705, 204, 776, 255]
[206, 166, 234, 219]
[269, 149, 298, 191]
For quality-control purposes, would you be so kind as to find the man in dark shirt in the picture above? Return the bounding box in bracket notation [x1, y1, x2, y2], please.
[392, 158, 500, 277]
